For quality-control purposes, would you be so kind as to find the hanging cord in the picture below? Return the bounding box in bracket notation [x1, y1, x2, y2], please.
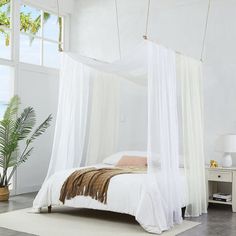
[200, 0, 211, 62]
[143, 0, 151, 40]
[115, 0, 122, 59]
[56, 0, 60, 17]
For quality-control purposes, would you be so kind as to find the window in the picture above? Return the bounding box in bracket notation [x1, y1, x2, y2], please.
[20, 5, 63, 68]
[0, 1, 67, 119]
[0, 1, 66, 69]
[0, 65, 13, 119]
[0, 0, 12, 60]
[0, 1, 67, 193]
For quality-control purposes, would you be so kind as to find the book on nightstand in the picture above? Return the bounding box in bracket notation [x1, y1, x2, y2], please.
[212, 193, 232, 202]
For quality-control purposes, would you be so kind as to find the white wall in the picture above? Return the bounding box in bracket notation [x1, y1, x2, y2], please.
[70, 0, 236, 165]
[22, 0, 74, 14]
[118, 80, 147, 152]
[15, 66, 59, 194]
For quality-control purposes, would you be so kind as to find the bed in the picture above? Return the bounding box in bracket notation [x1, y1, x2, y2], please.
[33, 151, 188, 232]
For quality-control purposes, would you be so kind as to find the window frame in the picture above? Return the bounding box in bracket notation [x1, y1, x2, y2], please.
[0, 0, 70, 195]
[0, 0, 70, 72]
[19, 4, 65, 68]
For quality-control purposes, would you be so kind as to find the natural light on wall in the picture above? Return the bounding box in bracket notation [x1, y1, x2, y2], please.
[0, 65, 13, 118]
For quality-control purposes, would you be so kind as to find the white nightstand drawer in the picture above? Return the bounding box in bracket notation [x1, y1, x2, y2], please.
[208, 170, 232, 182]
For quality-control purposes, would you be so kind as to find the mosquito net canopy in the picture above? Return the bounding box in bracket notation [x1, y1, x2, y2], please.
[66, 41, 148, 86]
[33, 41, 207, 234]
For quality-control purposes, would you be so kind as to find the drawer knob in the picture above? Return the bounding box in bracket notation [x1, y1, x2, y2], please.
[218, 175, 221, 178]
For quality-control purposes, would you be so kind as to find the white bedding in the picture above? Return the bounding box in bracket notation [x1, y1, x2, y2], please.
[33, 164, 188, 233]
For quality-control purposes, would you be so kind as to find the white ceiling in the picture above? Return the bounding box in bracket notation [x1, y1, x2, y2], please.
[22, 0, 74, 14]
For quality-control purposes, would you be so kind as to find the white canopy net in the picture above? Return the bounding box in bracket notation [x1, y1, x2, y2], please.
[33, 41, 207, 234]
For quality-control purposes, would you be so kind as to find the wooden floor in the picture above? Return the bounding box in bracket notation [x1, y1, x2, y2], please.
[0, 192, 235, 236]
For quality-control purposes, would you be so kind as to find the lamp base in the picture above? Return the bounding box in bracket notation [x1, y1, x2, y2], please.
[222, 153, 232, 168]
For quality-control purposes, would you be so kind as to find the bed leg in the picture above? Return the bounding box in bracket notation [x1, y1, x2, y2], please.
[181, 207, 186, 220]
[48, 205, 52, 213]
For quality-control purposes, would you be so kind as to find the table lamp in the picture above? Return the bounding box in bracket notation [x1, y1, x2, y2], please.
[222, 134, 236, 167]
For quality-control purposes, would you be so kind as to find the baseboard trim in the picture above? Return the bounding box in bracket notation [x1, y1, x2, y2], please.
[15, 185, 41, 195]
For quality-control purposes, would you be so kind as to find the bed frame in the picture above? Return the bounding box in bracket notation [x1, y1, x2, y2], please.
[181, 206, 186, 219]
[48, 205, 187, 219]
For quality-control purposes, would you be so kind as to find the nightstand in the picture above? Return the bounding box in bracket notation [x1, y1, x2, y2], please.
[206, 167, 236, 212]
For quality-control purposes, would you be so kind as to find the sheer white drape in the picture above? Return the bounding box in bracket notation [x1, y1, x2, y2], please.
[46, 54, 90, 178]
[33, 41, 206, 233]
[179, 54, 207, 216]
[136, 42, 182, 234]
[85, 72, 120, 165]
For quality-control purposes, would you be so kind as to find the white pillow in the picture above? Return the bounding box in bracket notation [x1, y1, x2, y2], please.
[103, 151, 185, 167]
[103, 151, 147, 165]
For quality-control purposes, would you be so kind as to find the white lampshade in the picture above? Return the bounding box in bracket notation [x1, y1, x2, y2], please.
[222, 134, 236, 153]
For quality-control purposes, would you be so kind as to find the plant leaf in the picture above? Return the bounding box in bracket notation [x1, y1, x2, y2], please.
[14, 107, 36, 140]
[16, 147, 34, 167]
[3, 95, 20, 121]
[0, 0, 10, 8]
[27, 114, 52, 144]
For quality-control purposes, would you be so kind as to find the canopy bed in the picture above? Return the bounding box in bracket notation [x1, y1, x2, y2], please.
[32, 0, 211, 234]
[32, 41, 207, 234]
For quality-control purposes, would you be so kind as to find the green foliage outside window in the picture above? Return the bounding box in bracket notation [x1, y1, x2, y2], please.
[0, 0, 63, 51]
[0, 0, 10, 46]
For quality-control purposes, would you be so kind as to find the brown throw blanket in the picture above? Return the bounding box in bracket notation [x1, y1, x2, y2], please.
[59, 167, 146, 204]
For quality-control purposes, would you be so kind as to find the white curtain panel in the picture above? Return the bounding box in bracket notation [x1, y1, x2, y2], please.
[136, 42, 182, 234]
[85, 71, 120, 165]
[45, 54, 90, 178]
[178, 54, 207, 217]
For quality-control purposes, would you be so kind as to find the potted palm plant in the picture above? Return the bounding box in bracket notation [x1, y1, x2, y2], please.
[0, 96, 52, 201]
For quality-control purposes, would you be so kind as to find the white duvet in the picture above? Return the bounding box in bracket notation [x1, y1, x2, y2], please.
[33, 164, 188, 234]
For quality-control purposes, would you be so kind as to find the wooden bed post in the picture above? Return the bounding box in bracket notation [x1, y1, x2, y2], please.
[48, 205, 52, 213]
